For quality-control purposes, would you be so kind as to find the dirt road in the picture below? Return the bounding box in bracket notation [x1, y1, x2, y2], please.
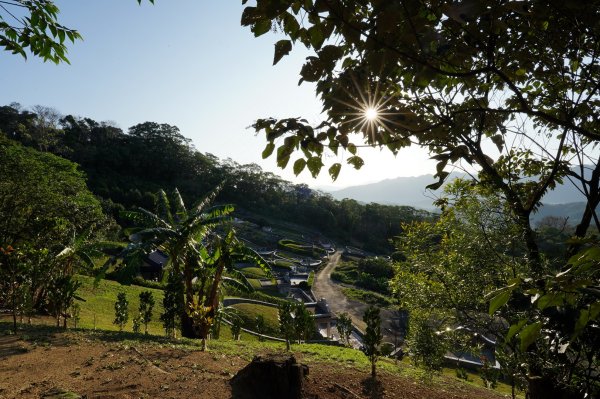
[313, 251, 397, 343]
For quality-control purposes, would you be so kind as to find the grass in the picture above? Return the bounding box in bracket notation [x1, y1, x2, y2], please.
[75, 275, 166, 335]
[247, 278, 262, 289]
[230, 302, 280, 336]
[239, 266, 268, 278]
[0, 320, 521, 398]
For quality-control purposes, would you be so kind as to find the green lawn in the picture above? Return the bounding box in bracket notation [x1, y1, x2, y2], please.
[75, 275, 166, 335]
[230, 302, 280, 336]
[239, 266, 268, 278]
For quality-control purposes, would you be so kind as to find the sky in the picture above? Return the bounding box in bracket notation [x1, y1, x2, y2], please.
[0, 0, 437, 189]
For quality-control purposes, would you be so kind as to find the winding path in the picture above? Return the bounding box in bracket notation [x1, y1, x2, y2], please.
[313, 251, 396, 343]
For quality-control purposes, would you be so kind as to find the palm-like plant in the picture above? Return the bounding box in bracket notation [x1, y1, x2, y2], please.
[188, 227, 271, 348]
[119, 185, 270, 339]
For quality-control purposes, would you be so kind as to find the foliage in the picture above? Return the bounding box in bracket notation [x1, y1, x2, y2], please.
[341, 287, 393, 308]
[138, 291, 155, 335]
[74, 275, 165, 334]
[113, 292, 129, 331]
[0, 0, 81, 63]
[336, 312, 353, 346]
[242, 3, 600, 395]
[294, 303, 315, 343]
[0, 245, 29, 333]
[132, 314, 142, 334]
[46, 275, 82, 328]
[118, 185, 235, 338]
[230, 314, 242, 340]
[357, 258, 394, 279]
[278, 301, 295, 350]
[0, 135, 103, 252]
[70, 302, 81, 328]
[406, 314, 448, 376]
[0, 104, 435, 253]
[362, 306, 383, 378]
[332, 258, 391, 295]
[255, 314, 266, 341]
[160, 271, 182, 338]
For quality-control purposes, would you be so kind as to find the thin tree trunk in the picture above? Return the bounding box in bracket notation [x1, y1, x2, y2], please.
[371, 362, 376, 379]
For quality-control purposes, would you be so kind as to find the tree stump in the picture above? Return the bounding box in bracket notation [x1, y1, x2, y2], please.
[230, 353, 309, 399]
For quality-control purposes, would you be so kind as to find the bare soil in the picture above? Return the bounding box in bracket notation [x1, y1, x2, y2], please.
[0, 328, 509, 399]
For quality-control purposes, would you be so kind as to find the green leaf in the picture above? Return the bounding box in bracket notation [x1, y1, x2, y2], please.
[518, 322, 542, 351]
[573, 302, 600, 339]
[293, 158, 306, 175]
[273, 40, 292, 65]
[347, 143, 357, 155]
[253, 19, 272, 37]
[506, 319, 528, 340]
[262, 142, 275, 159]
[307, 157, 323, 177]
[328, 163, 341, 181]
[515, 68, 527, 77]
[489, 289, 511, 314]
[347, 156, 364, 170]
[308, 25, 325, 49]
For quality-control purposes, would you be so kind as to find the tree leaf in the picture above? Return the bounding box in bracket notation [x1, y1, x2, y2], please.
[293, 158, 306, 175]
[273, 39, 292, 65]
[488, 289, 511, 315]
[518, 322, 542, 351]
[307, 157, 323, 177]
[328, 163, 341, 181]
[262, 142, 275, 159]
[347, 156, 364, 169]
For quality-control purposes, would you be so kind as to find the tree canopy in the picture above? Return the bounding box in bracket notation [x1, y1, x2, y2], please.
[241, 1, 600, 397]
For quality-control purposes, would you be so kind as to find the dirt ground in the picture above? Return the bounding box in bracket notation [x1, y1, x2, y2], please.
[0, 329, 509, 399]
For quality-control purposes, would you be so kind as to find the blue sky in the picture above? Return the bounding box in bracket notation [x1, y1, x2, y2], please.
[0, 0, 436, 189]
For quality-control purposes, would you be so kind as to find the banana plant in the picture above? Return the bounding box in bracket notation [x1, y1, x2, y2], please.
[187, 227, 271, 348]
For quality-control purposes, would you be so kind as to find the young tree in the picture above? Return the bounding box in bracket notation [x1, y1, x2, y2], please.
[336, 312, 353, 347]
[138, 291, 155, 335]
[0, 245, 28, 333]
[363, 306, 382, 379]
[230, 315, 242, 341]
[279, 301, 295, 351]
[47, 275, 82, 328]
[255, 315, 266, 341]
[294, 303, 315, 343]
[113, 292, 128, 332]
[132, 314, 142, 334]
[70, 302, 81, 329]
[161, 271, 182, 338]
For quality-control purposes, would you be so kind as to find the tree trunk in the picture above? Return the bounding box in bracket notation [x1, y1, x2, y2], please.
[371, 361, 376, 379]
[12, 309, 17, 333]
[201, 337, 207, 351]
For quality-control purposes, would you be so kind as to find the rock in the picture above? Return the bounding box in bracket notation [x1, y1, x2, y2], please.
[230, 353, 309, 399]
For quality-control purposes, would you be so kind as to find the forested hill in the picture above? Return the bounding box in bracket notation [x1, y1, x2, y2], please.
[0, 104, 434, 252]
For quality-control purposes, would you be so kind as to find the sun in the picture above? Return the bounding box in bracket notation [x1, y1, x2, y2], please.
[364, 107, 379, 121]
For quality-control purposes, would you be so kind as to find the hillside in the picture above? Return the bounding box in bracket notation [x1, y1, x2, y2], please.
[0, 326, 513, 399]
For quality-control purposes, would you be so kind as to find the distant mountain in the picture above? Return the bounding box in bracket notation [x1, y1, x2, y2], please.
[329, 172, 463, 209]
[329, 172, 590, 214]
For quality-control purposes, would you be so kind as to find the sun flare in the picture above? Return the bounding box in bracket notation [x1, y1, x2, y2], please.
[364, 107, 379, 121]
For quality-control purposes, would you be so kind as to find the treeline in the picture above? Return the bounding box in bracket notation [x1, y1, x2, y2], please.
[0, 103, 434, 252]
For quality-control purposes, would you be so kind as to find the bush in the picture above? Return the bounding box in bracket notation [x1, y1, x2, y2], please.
[357, 258, 394, 279]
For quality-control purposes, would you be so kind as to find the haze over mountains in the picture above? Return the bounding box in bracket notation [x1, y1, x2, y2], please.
[327, 172, 589, 224]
